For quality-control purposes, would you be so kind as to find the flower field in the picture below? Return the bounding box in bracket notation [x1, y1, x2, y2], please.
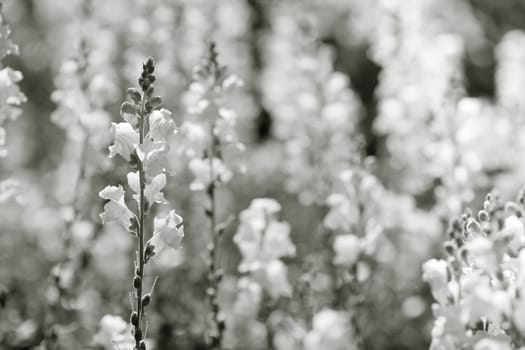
[2, 1, 525, 349]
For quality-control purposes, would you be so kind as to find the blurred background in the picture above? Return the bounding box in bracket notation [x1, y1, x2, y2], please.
[2, 0, 525, 349]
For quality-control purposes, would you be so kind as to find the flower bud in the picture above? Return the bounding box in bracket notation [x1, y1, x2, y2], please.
[477, 210, 489, 222]
[133, 276, 141, 289]
[142, 293, 151, 307]
[130, 311, 138, 326]
[144, 242, 156, 262]
[126, 88, 141, 103]
[134, 328, 143, 342]
[149, 96, 162, 108]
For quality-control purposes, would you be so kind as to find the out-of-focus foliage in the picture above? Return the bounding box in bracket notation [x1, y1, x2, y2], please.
[3, 0, 525, 349]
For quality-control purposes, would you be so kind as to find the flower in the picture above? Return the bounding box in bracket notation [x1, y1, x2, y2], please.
[137, 140, 171, 177]
[304, 309, 353, 350]
[234, 198, 296, 298]
[233, 277, 263, 317]
[176, 121, 208, 158]
[93, 315, 134, 350]
[147, 210, 184, 253]
[99, 185, 136, 231]
[333, 234, 361, 267]
[260, 260, 293, 298]
[235, 199, 295, 272]
[108, 122, 139, 161]
[473, 338, 512, 350]
[422, 259, 449, 304]
[148, 108, 177, 142]
[466, 237, 498, 274]
[188, 157, 233, 191]
[0, 67, 25, 123]
[127, 172, 168, 205]
[324, 194, 359, 231]
[504, 215, 525, 255]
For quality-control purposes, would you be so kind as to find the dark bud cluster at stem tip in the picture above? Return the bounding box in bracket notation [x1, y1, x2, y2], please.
[139, 57, 156, 93]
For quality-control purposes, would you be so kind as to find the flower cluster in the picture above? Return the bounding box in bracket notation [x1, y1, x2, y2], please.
[234, 198, 296, 298]
[269, 308, 357, 350]
[325, 167, 384, 269]
[260, 7, 362, 205]
[99, 57, 184, 350]
[0, 3, 25, 156]
[0, 3, 26, 202]
[424, 189, 525, 349]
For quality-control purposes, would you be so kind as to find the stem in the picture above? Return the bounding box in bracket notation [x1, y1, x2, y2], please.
[207, 126, 222, 350]
[135, 97, 147, 350]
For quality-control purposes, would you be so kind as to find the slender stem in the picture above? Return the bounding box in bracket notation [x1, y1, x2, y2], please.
[207, 124, 223, 350]
[135, 98, 146, 350]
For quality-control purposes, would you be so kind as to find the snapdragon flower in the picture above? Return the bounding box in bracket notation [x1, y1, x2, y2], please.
[99, 57, 184, 350]
[0, 4, 25, 204]
[234, 198, 296, 298]
[0, 5, 25, 157]
[304, 309, 356, 350]
[424, 190, 525, 349]
[92, 315, 134, 350]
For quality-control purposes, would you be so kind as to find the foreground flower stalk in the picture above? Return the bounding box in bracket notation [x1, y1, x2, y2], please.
[99, 57, 184, 350]
[134, 58, 151, 350]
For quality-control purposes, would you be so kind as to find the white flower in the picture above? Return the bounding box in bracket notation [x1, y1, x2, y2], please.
[177, 121, 208, 158]
[235, 199, 295, 272]
[108, 122, 139, 161]
[189, 157, 233, 191]
[234, 277, 263, 317]
[513, 298, 525, 336]
[304, 309, 352, 350]
[234, 198, 296, 298]
[333, 234, 360, 267]
[238, 198, 282, 234]
[0, 67, 26, 124]
[422, 259, 449, 304]
[92, 315, 134, 350]
[148, 108, 177, 142]
[466, 237, 497, 274]
[0, 178, 20, 203]
[147, 210, 184, 253]
[473, 338, 512, 350]
[99, 185, 136, 231]
[504, 215, 525, 254]
[324, 194, 359, 231]
[137, 140, 170, 177]
[249, 198, 282, 215]
[262, 221, 296, 261]
[260, 260, 292, 298]
[127, 172, 168, 205]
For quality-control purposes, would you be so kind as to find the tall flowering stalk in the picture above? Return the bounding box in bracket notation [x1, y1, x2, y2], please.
[260, 7, 362, 205]
[99, 57, 184, 350]
[226, 198, 295, 349]
[423, 189, 525, 349]
[180, 43, 243, 350]
[0, 2, 26, 202]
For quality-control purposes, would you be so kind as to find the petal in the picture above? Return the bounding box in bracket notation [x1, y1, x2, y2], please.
[99, 185, 125, 202]
[144, 173, 168, 204]
[126, 172, 140, 194]
[99, 185, 135, 230]
[148, 210, 184, 253]
[108, 122, 139, 161]
[148, 108, 177, 142]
